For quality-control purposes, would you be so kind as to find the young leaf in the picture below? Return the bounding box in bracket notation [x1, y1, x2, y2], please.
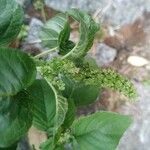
[39, 13, 68, 49]
[27, 79, 68, 133]
[62, 9, 99, 60]
[0, 0, 23, 46]
[58, 21, 75, 55]
[0, 48, 36, 96]
[0, 91, 33, 148]
[71, 112, 132, 150]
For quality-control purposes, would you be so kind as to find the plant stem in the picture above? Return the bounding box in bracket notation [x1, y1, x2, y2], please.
[41, 2, 46, 23]
[34, 47, 58, 59]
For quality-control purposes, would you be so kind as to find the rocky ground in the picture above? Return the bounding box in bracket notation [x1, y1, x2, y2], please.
[16, 0, 150, 149]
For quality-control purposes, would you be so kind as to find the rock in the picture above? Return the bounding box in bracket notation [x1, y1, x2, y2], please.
[45, 0, 107, 13]
[118, 83, 150, 150]
[45, 0, 150, 26]
[127, 56, 149, 67]
[90, 43, 117, 66]
[23, 18, 44, 50]
[17, 137, 31, 150]
[16, 0, 32, 8]
[16, 0, 26, 6]
[28, 127, 47, 150]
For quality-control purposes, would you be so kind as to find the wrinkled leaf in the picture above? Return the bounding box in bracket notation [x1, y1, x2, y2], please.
[62, 9, 99, 60]
[28, 79, 68, 133]
[27, 79, 56, 131]
[0, 91, 33, 148]
[40, 13, 68, 49]
[40, 9, 99, 59]
[0, 48, 36, 96]
[0, 0, 23, 46]
[71, 112, 132, 150]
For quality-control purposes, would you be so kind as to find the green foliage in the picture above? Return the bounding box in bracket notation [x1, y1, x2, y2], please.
[17, 25, 29, 41]
[62, 9, 99, 60]
[0, 0, 23, 46]
[28, 79, 68, 137]
[39, 57, 136, 100]
[40, 13, 68, 49]
[0, 47, 36, 96]
[27, 79, 56, 131]
[0, 91, 33, 148]
[39, 8, 99, 60]
[62, 99, 76, 128]
[33, 0, 45, 11]
[0, 3, 136, 150]
[0, 1, 36, 145]
[71, 112, 132, 150]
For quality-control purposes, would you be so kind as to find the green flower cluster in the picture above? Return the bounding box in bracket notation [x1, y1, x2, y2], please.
[38, 58, 137, 98]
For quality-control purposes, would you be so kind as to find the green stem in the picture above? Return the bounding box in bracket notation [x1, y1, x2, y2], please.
[61, 44, 77, 60]
[34, 47, 58, 59]
[41, 3, 46, 23]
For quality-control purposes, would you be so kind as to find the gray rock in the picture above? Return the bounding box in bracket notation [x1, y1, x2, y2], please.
[16, 0, 32, 8]
[17, 137, 31, 150]
[45, 0, 150, 26]
[16, 0, 26, 6]
[90, 43, 117, 66]
[118, 83, 150, 150]
[24, 18, 44, 50]
[45, 0, 107, 14]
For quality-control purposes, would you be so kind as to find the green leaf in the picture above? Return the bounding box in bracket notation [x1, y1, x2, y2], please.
[0, 97, 13, 114]
[27, 79, 68, 133]
[54, 94, 68, 131]
[71, 84, 100, 106]
[71, 112, 132, 150]
[40, 9, 99, 59]
[0, 91, 33, 148]
[40, 13, 68, 49]
[0, 48, 36, 96]
[0, 0, 23, 46]
[62, 99, 76, 128]
[27, 79, 56, 131]
[62, 76, 100, 106]
[62, 9, 99, 60]
[40, 138, 53, 150]
[0, 143, 17, 150]
[58, 21, 75, 55]
[81, 55, 99, 69]
[40, 138, 64, 150]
